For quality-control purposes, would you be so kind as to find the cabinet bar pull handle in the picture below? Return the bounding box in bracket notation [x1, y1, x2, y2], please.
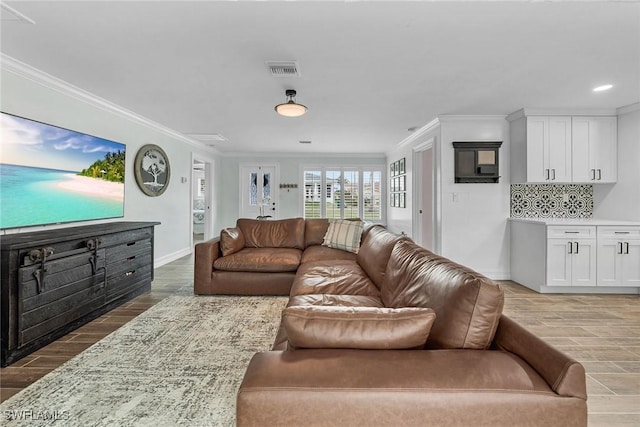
[568, 242, 573, 254]
[564, 231, 580, 234]
[619, 242, 624, 254]
[574, 242, 579, 254]
[615, 231, 630, 234]
[552, 169, 556, 180]
[546, 169, 550, 180]
[591, 169, 595, 180]
[597, 169, 602, 180]
[625, 242, 630, 254]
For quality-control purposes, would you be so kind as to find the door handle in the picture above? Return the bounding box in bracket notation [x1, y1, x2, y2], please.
[619, 242, 624, 254]
[625, 242, 630, 254]
[552, 169, 556, 180]
[546, 169, 550, 180]
[591, 169, 596, 180]
[597, 169, 602, 180]
[568, 242, 573, 254]
[574, 242, 579, 254]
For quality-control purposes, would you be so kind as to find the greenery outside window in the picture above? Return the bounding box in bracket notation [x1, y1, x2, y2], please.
[302, 167, 383, 221]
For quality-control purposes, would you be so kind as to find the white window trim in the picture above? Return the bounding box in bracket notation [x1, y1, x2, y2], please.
[300, 165, 386, 223]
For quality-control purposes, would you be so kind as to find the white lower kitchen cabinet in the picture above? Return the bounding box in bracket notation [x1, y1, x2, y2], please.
[546, 238, 597, 287]
[510, 219, 640, 294]
[597, 227, 640, 287]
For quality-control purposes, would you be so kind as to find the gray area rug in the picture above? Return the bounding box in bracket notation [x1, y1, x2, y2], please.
[0, 295, 288, 426]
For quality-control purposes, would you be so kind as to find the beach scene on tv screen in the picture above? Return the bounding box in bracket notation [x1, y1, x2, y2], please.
[0, 112, 125, 229]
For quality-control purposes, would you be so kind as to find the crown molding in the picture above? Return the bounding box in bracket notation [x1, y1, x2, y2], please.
[507, 108, 618, 122]
[1, 53, 217, 154]
[397, 117, 441, 148]
[617, 102, 640, 115]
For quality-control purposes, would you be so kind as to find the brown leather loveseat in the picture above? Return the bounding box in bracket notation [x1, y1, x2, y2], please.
[194, 218, 587, 427]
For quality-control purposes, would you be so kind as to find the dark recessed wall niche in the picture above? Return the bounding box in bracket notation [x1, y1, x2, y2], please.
[453, 141, 502, 183]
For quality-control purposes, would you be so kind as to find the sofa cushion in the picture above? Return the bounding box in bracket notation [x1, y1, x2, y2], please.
[213, 248, 302, 273]
[304, 219, 330, 247]
[283, 306, 436, 350]
[381, 240, 504, 350]
[291, 261, 380, 298]
[237, 218, 305, 249]
[300, 245, 357, 264]
[287, 294, 384, 308]
[322, 219, 364, 254]
[220, 227, 245, 256]
[356, 225, 404, 289]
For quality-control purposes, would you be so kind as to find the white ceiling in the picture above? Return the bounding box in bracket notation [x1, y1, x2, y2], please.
[1, 1, 638, 155]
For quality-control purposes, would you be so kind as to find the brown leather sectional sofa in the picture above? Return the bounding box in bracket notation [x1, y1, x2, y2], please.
[194, 218, 587, 427]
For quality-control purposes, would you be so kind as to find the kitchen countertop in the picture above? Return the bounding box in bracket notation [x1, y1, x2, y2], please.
[509, 218, 640, 226]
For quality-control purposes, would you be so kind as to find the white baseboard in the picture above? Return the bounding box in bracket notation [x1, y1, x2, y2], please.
[537, 285, 640, 295]
[154, 247, 192, 268]
[480, 271, 511, 281]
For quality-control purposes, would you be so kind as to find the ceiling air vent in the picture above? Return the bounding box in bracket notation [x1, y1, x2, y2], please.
[266, 61, 300, 78]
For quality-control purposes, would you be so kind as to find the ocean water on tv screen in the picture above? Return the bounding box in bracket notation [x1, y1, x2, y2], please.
[0, 164, 124, 229]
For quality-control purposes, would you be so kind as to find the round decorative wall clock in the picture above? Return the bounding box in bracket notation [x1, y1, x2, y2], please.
[134, 144, 171, 197]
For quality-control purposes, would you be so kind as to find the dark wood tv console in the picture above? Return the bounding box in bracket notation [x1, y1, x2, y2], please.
[0, 221, 159, 366]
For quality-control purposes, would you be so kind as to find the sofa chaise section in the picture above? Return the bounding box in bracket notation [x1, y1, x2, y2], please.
[237, 321, 587, 427]
[234, 226, 587, 426]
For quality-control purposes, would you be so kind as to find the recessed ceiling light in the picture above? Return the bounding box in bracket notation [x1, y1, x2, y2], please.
[593, 84, 613, 92]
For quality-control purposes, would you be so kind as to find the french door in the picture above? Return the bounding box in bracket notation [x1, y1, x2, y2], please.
[240, 164, 278, 219]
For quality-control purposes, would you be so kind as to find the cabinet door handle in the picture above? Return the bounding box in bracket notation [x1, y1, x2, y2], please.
[574, 242, 579, 254]
[564, 231, 580, 234]
[615, 231, 630, 234]
[552, 169, 556, 180]
[625, 242, 630, 254]
[597, 169, 602, 180]
[619, 242, 624, 254]
[591, 169, 596, 180]
[568, 242, 573, 254]
[546, 169, 550, 180]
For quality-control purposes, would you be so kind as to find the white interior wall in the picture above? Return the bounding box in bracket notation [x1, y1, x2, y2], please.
[216, 155, 386, 229]
[593, 105, 640, 220]
[387, 117, 510, 279]
[439, 116, 511, 279]
[1, 66, 218, 266]
[385, 145, 415, 235]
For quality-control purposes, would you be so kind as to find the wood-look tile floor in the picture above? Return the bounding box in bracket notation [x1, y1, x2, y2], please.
[1, 253, 638, 426]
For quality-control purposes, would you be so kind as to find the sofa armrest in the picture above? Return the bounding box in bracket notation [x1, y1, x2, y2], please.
[492, 315, 586, 400]
[194, 237, 221, 294]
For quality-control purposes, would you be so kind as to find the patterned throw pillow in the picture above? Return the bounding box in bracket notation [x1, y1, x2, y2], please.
[322, 219, 364, 254]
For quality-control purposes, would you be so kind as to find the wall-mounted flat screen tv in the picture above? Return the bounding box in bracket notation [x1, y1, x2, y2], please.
[1, 112, 126, 229]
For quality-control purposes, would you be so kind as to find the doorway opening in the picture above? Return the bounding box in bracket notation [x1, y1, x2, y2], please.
[192, 157, 213, 245]
[412, 138, 438, 251]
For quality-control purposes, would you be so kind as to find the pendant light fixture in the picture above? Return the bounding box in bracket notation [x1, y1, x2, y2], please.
[275, 89, 307, 117]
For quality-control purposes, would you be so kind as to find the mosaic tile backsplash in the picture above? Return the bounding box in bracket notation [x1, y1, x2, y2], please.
[510, 184, 593, 218]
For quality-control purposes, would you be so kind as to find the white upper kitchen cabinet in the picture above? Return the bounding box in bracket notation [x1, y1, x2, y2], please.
[510, 114, 572, 183]
[572, 116, 618, 183]
[527, 116, 572, 183]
